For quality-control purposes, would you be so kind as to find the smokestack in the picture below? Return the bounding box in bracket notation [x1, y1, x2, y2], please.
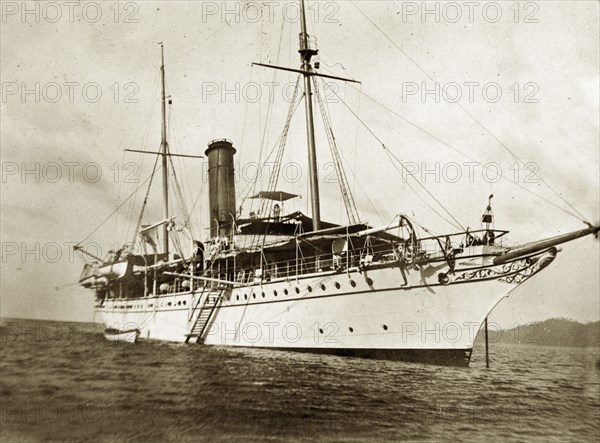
[205, 139, 237, 238]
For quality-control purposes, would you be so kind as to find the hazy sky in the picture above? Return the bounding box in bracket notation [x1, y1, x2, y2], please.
[1, 1, 598, 327]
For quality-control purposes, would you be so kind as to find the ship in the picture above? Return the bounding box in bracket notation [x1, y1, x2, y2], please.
[75, 0, 598, 366]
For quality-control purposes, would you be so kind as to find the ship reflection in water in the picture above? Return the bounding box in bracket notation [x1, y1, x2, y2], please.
[1, 319, 599, 442]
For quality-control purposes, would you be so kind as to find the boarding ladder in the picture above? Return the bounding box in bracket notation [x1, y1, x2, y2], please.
[185, 288, 225, 344]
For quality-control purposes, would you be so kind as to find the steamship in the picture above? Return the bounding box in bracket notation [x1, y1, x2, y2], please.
[76, 0, 598, 366]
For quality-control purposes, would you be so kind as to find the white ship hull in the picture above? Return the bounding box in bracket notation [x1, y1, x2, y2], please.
[94, 251, 552, 366]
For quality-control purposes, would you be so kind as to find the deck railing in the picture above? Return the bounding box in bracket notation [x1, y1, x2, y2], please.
[105, 228, 507, 298]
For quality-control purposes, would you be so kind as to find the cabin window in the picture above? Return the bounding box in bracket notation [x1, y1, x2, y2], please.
[349, 327, 354, 333]
[273, 290, 278, 297]
[295, 287, 300, 294]
[366, 278, 373, 286]
[236, 295, 239, 301]
[307, 286, 312, 292]
[261, 292, 265, 298]
[334, 282, 341, 289]
[320, 284, 326, 291]
[244, 294, 247, 300]
[383, 324, 388, 331]
[252, 293, 256, 299]
[167, 302, 172, 307]
[284, 289, 289, 295]
[350, 280, 356, 287]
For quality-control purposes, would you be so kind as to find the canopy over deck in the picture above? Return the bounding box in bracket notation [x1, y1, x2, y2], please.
[250, 191, 300, 201]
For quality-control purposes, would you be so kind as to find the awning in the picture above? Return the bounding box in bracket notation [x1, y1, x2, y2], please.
[250, 191, 300, 201]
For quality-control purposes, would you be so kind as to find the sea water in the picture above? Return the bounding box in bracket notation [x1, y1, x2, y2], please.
[1, 319, 598, 442]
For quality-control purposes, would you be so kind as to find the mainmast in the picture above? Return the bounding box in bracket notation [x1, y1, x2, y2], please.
[299, 0, 321, 231]
[160, 43, 169, 254]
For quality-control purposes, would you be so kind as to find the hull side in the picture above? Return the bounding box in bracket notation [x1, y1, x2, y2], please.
[95, 263, 518, 359]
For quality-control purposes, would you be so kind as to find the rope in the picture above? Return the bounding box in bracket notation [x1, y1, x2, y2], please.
[167, 145, 193, 233]
[351, 1, 591, 225]
[313, 77, 360, 224]
[76, 168, 160, 248]
[261, 75, 302, 216]
[247, 15, 287, 219]
[130, 152, 161, 246]
[347, 82, 586, 222]
[321, 82, 465, 230]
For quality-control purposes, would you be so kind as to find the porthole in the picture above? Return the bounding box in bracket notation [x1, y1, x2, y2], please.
[284, 289, 289, 295]
[320, 284, 326, 291]
[383, 324, 388, 331]
[261, 292, 265, 298]
[236, 295, 239, 301]
[349, 327, 354, 333]
[183, 301, 186, 305]
[366, 278, 373, 285]
[252, 293, 256, 299]
[307, 286, 312, 292]
[334, 282, 341, 289]
[244, 294, 248, 300]
[177, 301, 181, 306]
[350, 280, 356, 287]
[319, 328, 324, 334]
[274, 290, 278, 297]
[295, 287, 300, 294]
[167, 302, 171, 307]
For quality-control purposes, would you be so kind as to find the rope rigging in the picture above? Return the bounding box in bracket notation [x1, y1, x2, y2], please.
[313, 76, 360, 225]
[350, 1, 592, 225]
[75, 167, 162, 250]
[321, 81, 466, 231]
[343, 80, 587, 223]
[130, 151, 161, 248]
[243, 14, 288, 222]
[235, 94, 304, 210]
[260, 75, 302, 216]
[167, 145, 193, 235]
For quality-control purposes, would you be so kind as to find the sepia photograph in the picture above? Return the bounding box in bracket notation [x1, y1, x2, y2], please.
[1, 1, 599, 441]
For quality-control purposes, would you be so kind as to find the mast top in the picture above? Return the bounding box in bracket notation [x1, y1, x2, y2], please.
[299, 0, 318, 61]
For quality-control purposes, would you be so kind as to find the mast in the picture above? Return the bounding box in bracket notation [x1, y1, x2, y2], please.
[299, 0, 321, 231]
[160, 43, 169, 254]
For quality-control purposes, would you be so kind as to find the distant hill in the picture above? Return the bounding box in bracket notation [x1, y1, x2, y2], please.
[476, 318, 600, 348]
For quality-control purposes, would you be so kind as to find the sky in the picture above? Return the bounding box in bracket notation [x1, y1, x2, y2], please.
[1, 1, 598, 327]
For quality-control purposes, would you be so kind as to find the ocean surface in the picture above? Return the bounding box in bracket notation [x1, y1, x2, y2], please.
[1, 319, 599, 442]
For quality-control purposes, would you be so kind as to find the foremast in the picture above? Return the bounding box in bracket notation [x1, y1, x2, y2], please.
[299, 0, 321, 231]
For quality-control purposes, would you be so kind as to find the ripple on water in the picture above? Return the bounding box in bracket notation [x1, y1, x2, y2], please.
[1, 320, 599, 442]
